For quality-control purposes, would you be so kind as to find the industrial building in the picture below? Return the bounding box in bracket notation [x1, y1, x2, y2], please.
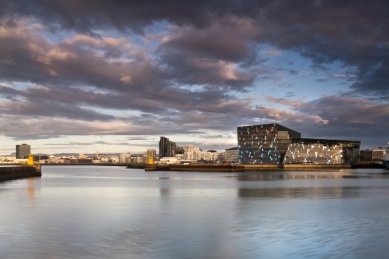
[238, 123, 360, 165]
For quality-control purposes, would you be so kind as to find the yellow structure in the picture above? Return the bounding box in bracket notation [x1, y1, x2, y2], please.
[27, 153, 34, 166]
[147, 157, 154, 165]
[146, 149, 157, 165]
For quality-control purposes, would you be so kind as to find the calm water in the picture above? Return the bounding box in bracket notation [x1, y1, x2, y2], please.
[1, 166, 389, 259]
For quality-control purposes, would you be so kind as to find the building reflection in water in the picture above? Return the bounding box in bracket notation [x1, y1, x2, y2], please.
[26, 177, 36, 201]
[236, 172, 361, 199]
[237, 171, 345, 181]
[158, 177, 171, 198]
[238, 186, 361, 199]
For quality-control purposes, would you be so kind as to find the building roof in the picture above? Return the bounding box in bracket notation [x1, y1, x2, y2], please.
[237, 123, 301, 135]
[292, 138, 360, 145]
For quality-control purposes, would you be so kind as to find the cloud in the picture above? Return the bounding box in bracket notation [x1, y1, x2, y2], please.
[288, 96, 389, 146]
[265, 96, 304, 109]
[0, 1, 388, 149]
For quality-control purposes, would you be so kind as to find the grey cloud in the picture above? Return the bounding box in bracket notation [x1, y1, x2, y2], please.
[44, 141, 130, 146]
[4, 0, 388, 96]
[0, 99, 114, 121]
[0, 0, 388, 146]
[0, 21, 257, 116]
[0, 0, 263, 33]
[289, 96, 389, 147]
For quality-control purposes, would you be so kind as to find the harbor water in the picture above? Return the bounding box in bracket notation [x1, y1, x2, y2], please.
[1, 166, 389, 258]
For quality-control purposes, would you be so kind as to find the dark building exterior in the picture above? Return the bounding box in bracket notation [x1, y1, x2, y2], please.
[238, 124, 301, 164]
[159, 136, 176, 158]
[238, 123, 360, 165]
[16, 144, 31, 159]
[359, 149, 373, 162]
[175, 146, 184, 155]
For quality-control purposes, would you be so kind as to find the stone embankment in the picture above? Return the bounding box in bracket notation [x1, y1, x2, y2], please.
[0, 166, 41, 182]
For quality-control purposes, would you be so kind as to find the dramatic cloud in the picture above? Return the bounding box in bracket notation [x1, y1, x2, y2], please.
[0, 0, 388, 150]
[267, 95, 389, 147]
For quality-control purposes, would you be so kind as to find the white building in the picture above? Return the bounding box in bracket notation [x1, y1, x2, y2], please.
[181, 145, 219, 162]
[159, 157, 179, 164]
[130, 155, 145, 164]
[372, 147, 386, 160]
[219, 147, 239, 163]
[119, 153, 130, 163]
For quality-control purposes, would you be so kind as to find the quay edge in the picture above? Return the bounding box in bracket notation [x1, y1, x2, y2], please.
[144, 164, 352, 172]
[0, 166, 42, 182]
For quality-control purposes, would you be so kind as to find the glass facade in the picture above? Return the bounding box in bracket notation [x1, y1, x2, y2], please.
[159, 137, 176, 158]
[284, 138, 360, 164]
[284, 142, 342, 164]
[237, 124, 301, 164]
[238, 124, 360, 165]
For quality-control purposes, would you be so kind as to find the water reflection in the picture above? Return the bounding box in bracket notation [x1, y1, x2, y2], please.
[2, 166, 389, 258]
[238, 186, 360, 199]
[26, 177, 36, 201]
[237, 171, 344, 181]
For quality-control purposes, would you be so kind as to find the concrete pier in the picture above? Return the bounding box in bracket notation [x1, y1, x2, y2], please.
[0, 166, 42, 182]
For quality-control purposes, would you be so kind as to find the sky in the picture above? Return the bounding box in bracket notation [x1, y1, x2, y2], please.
[0, 0, 388, 154]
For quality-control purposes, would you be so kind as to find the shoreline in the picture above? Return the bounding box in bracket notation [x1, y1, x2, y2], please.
[144, 164, 358, 172]
[144, 163, 388, 172]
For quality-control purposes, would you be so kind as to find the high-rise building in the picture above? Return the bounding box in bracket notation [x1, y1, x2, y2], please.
[16, 144, 31, 159]
[159, 136, 176, 158]
[238, 123, 301, 164]
[146, 149, 157, 164]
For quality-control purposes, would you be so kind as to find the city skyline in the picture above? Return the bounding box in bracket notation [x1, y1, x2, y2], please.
[0, 1, 388, 154]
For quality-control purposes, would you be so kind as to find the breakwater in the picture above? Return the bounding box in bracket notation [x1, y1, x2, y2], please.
[144, 163, 352, 172]
[0, 166, 42, 182]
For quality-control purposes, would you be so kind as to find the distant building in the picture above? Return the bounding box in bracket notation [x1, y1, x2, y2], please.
[181, 145, 218, 162]
[146, 149, 157, 165]
[223, 147, 239, 163]
[159, 157, 179, 164]
[359, 149, 373, 162]
[130, 154, 145, 164]
[238, 124, 301, 164]
[16, 144, 31, 159]
[119, 153, 130, 163]
[159, 136, 176, 158]
[183, 145, 200, 153]
[372, 147, 386, 161]
[237, 123, 360, 165]
[175, 146, 184, 154]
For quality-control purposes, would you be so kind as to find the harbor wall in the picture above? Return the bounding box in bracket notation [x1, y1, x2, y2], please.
[0, 166, 42, 182]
